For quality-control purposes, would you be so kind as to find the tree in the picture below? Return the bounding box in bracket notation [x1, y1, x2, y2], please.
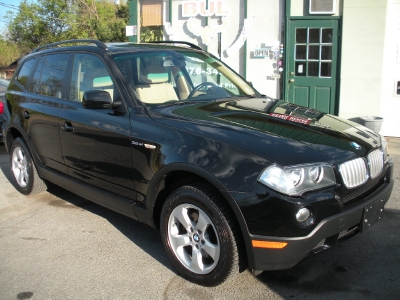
[6, 0, 77, 49]
[0, 38, 28, 68]
[74, 0, 129, 42]
[5, 0, 129, 50]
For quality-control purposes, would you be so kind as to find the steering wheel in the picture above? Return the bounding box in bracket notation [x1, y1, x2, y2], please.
[187, 82, 220, 99]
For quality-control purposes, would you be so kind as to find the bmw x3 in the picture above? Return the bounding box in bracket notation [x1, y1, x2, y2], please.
[2, 40, 394, 286]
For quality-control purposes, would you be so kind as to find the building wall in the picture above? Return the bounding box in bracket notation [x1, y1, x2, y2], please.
[290, 0, 342, 16]
[379, 0, 400, 137]
[246, 0, 284, 97]
[338, 0, 387, 130]
[164, 0, 283, 98]
[142, 0, 400, 136]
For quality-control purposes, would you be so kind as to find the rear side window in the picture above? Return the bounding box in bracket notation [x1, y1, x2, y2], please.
[15, 58, 37, 89]
[29, 53, 70, 98]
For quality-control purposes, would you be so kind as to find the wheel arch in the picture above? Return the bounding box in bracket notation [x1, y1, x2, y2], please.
[143, 163, 251, 269]
[4, 124, 44, 170]
[147, 164, 241, 226]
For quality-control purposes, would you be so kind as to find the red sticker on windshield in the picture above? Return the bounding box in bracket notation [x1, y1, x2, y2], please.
[269, 113, 311, 125]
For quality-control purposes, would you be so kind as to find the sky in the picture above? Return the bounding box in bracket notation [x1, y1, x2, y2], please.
[0, 0, 24, 31]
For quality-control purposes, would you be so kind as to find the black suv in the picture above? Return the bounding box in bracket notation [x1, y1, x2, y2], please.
[3, 40, 394, 286]
[0, 78, 9, 142]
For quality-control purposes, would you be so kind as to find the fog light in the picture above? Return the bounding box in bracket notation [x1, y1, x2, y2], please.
[296, 207, 311, 222]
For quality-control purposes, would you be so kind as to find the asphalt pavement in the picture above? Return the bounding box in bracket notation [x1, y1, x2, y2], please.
[0, 139, 399, 299]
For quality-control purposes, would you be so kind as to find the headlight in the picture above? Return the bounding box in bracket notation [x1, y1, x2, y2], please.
[259, 163, 336, 196]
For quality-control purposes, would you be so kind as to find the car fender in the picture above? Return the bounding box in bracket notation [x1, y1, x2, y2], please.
[135, 162, 253, 256]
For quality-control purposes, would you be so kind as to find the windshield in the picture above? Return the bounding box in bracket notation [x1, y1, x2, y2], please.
[112, 50, 258, 105]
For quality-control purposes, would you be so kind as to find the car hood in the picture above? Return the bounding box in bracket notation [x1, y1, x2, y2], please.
[149, 98, 382, 165]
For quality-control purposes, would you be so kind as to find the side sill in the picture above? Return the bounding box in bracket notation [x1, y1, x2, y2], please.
[38, 166, 139, 221]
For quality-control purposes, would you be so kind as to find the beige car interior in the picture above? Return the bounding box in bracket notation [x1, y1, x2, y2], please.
[135, 65, 179, 104]
[79, 66, 114, 101]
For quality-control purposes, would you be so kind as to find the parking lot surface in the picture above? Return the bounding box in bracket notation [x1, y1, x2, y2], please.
[0, 141, 399, 299]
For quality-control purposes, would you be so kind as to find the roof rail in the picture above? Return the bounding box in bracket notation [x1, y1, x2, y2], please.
[31, 39, 108, 53]
[144, 41, 202, 51]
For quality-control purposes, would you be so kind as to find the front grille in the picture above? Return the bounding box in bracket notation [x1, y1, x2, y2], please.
[339, 149, 384, 189]
[339, 178, 383, 206]
[339, 158, 368, 188]
[368, 149, 384, 179]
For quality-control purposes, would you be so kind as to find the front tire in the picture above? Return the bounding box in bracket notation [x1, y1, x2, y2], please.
[160, 183, 243, 286]
[10, 137, 47, 195]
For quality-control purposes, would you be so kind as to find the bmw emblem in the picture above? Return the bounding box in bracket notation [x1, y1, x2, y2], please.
[350, 142, 361, 150]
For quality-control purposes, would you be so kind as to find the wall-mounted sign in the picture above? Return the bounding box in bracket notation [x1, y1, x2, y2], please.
[254, 43, 280, 58]
[254, 48, 270, 58]
[182, 0, 229, 17]
[126, 25, 137, 36]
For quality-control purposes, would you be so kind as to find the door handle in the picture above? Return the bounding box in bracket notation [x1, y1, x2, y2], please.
[289, 79, 295, 83]
[22, 111, 30, 119]
[61, 121, 74, 132]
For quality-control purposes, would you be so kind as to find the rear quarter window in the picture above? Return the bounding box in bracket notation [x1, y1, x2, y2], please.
[14, 57, 38, 89]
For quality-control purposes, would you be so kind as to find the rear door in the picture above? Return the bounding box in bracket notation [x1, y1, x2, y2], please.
[11, 54, 69, 173]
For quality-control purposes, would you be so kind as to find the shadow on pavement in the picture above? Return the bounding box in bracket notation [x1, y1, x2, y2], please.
[44, 183, 176, 274]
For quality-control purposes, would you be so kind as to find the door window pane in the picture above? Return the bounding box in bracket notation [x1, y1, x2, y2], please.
[308, 62, 319, 77]
[321, 62, 332, 77]
[322, 28, 333, 43]
[296, 28, 307, 43]
[40, 54, 69, 98]
[70, 54, 114, 102]
[308, 45, 319, 60]
[309, 28, 320, 43]
[295, 62, 306, 76]
[321, 46, 332, 60]
[30, 58, 44, 94]
[295, 45, 307, 59]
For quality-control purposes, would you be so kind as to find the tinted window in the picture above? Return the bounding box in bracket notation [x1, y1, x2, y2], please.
[30, 57, 44, 94]
[29, 54, 69, 98]
[70, 54, 114, 102]
[16, 58, 37, 89]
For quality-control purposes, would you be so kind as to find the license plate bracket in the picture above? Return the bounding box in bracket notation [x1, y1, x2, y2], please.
[360, 198, 385, 232]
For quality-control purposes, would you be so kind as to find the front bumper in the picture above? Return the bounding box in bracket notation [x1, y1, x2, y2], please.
[247, 175, 394, 271]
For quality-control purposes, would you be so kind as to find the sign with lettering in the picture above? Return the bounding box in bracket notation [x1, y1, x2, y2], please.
[182, 0, 229, 17]
[254, 48, 270, 58]
[269, 113, 311, 125]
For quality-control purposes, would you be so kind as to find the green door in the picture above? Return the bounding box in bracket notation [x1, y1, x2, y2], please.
[286, 19, 339, 114]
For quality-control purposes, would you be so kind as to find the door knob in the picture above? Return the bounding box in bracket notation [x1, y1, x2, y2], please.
[289, 79, 294, 83]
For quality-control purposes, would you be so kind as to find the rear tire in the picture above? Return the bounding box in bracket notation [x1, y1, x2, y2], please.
[160, 183, 243, 286]
[10, 137, 47, 195]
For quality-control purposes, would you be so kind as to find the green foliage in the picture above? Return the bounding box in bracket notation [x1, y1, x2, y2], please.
[140, 26, 163, 42]
[3, 0, 130, 52]
[0, 38, 29, 67]
[6, 0, 76, 49]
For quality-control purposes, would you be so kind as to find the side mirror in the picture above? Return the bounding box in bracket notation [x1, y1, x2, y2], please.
[82, 90, 112, 109]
